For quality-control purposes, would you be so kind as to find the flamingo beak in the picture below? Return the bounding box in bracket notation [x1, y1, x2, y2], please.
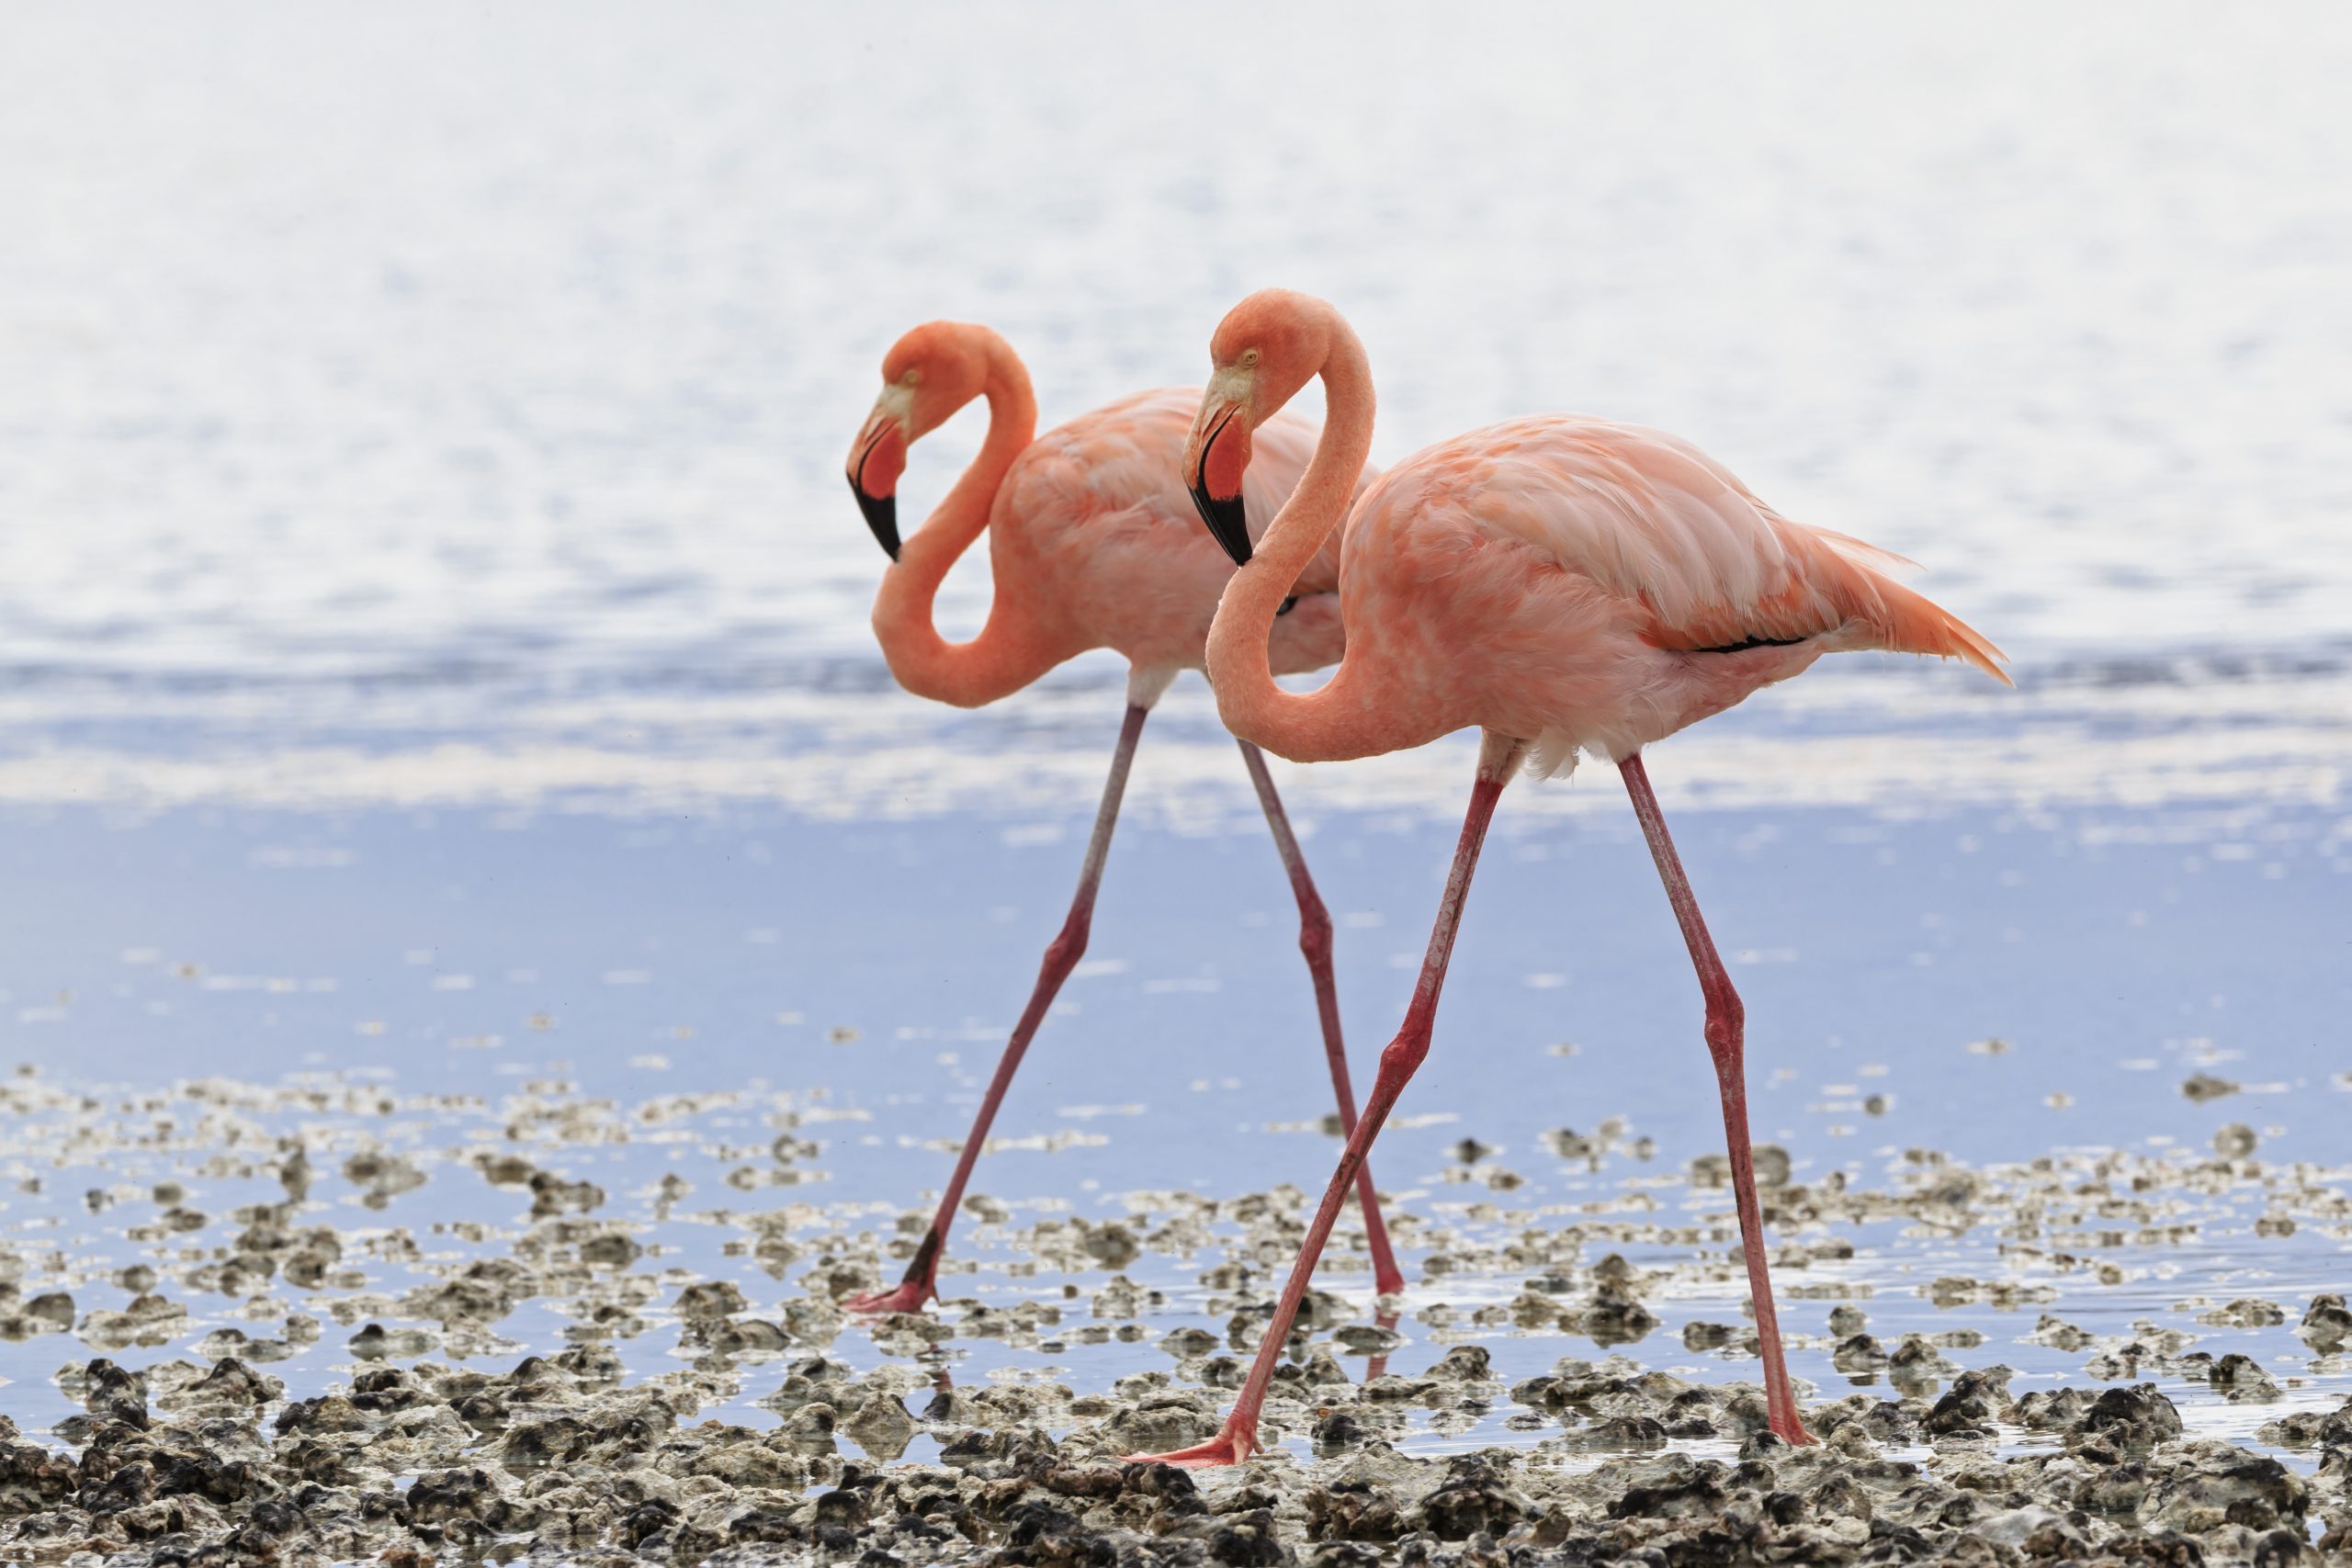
[850, 479, 899, 561]
[846, 407, 910, 561]
[1185, 393, 1253, 567]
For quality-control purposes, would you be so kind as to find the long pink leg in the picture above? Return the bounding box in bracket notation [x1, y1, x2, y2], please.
[1128, 731, 1523, 1465]
[1237, 739, 1407, 1299]
[1619, 751, 1815, 1445]
[845, 704, 1148, 1314]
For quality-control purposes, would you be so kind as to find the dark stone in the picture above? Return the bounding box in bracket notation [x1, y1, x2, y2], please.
[450, 1390, 508, 1431]
[348, 1365, 429, 1413]
[81, 1359, 151, 1428]
[1610, 1459, 1728, 1521]
[621, 1497, 680, 1548]
[1302, 1546, 1384, 1568]
[2077, 1385, 2185, 1447]
[76, 1457, 155, 1514]
[1924, 1369, 2012, 1437]
[1428, 1346, 1493, 1381]
[1415, 1472, 1525, 1540]
[1586, 1415, 1671, 1450]
[1305, 1482, 1406, 1543]
[154, 1454, 256, 1506]
[729, 1506, 803, 1543]
[2096, 1533, 2206, 1566]
[1312, 1409, 1365, 1456]
[1209, 1507, 1286, 1566]
[1001, 1498, 1091, 1565]
[0, 1439, 81, 1510]
[405, 1465, 496, 1524]
[2251, 1527, 2305, 1566]
[1040, 1464, 1126, 1501]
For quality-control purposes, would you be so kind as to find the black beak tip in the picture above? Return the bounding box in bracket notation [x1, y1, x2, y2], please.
[851, 480, 901, 562]
[1187, 483, 1252, 568]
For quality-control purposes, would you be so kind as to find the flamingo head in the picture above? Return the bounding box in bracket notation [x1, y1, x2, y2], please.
[1184, 290, 1328, 566]
[846, 322, 991, 560]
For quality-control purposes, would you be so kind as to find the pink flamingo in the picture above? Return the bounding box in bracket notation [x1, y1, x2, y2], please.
[1127, 291, 2008, 1465]
[840, 321, 1404, 1314]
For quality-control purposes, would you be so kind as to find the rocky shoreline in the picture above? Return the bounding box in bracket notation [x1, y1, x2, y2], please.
[5, 1330, 2346, 1564]
[0, 1074, 2345, 1564]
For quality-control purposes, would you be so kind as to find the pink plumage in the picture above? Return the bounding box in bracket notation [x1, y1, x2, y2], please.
[982, 387, 1357, 680]
[839, 321, 1401, 1317]
[845, 324, 1368, 709]
[1332, 412, 2008, 774]
[1126, 289, 2008, 1468]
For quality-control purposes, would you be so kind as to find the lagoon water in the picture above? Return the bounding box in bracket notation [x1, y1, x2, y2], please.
[0, 2, 2346, 1469]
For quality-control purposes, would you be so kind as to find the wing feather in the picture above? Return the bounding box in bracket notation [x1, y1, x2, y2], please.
[1008, 389, 1362, 598]
[1433, 417, 2006, 681]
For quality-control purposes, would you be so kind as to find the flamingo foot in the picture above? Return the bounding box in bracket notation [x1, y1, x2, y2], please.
[842, 1277, 936, 1316]
[1770, 1411, 1817, 1447]
[1373, 1263, 1408, 1301]
[1123, 1418, 1257, 1469]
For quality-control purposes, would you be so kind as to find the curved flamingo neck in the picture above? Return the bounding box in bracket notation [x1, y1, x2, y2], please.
[1204, 315, 1384, 761]
[870, 338, 1065, 708]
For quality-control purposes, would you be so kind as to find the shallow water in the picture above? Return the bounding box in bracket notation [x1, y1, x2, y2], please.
[0, 0, 2346, 1527]
[0, 800, 2344, 1467]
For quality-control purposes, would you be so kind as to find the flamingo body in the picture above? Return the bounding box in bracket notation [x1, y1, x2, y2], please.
[976, 388, 1348, 683]
[1275, 413, 2007, 773]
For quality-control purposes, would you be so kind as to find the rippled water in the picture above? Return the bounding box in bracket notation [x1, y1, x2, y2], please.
[3, 3, 2349, 806]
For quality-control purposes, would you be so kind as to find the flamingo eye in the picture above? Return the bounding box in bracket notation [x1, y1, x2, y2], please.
[1241, 348, 1261, 367]
[903, 369, 922, 386]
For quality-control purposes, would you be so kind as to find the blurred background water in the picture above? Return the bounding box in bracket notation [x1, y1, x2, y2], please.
[0, 2, 2346, 1460]
[1, 2, 2347, 813]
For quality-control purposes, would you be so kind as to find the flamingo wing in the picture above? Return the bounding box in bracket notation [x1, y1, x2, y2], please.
[1442, 417, 2007, 681]
[1004, 390, 1351, 598]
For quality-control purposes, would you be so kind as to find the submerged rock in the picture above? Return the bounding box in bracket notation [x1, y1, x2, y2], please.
[2299, 1292, 2352, 1352]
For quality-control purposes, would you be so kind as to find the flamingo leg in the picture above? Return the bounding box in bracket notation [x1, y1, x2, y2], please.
[1129, 731, 1522, 1466]
[1363, 1306, 1398, 1383]
[1236, 739, 1407, 1299]
[844, 703, 1148, 1315]
[1618, 751, 1815, 1446]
